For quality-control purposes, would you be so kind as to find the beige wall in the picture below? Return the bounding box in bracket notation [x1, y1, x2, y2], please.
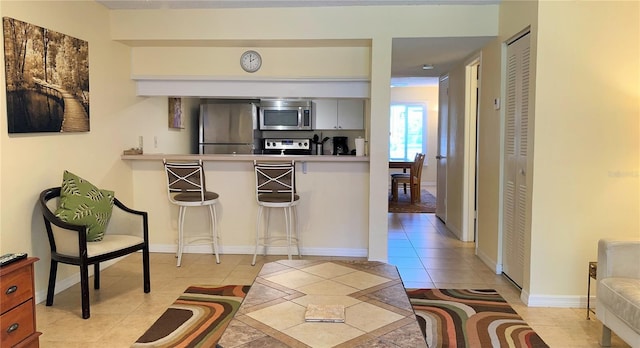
[4, 0, 636, 309]
[109, 6, 499, 41]
[0, 1, 499, 299]
[0, 1, 140, 294]
[132, 46, 372, 79]
[475, 38, 503, 271]
[107, 5, 499, 264]
[528, 1, 639, 300]
[472, 0, 540, 292]
[389, 85, 439, 184]
[3, 0, 635, 309]
[472, 0, 639, 305]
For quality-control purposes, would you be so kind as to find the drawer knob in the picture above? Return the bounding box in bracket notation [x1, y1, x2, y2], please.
[7, 323, 19, 334]
[5, 285, 17, 295]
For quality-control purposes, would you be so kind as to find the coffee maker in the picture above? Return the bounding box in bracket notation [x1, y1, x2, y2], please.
[332, 136, 349, 155]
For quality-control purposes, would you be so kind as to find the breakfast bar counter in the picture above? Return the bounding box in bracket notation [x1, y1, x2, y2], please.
[122, 154, 370, 259]
[122, 153, 369, 162]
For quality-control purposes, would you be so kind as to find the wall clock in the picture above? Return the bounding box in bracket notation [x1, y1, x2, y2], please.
[240, 50, 262, 73]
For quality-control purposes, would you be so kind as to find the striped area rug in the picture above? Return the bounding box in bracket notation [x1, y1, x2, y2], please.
[132, 285, 249, 348]
[407, 289, 549, 348]
[388, 189, 437, 213]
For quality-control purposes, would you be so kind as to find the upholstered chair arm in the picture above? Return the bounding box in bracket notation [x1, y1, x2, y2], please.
[40, 187, 88, 258]
[597, 239, 640, 280]
[41, 197, 86, 234]
[106, 198, 149, 241]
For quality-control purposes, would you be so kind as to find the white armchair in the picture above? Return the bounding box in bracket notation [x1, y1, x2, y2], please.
[596, 239, 640, 347]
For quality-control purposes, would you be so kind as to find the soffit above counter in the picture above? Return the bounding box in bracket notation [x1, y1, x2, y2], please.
[116, 38, 372, 48]
[133, 76, 371, 98]
[129, 44, 371, 97]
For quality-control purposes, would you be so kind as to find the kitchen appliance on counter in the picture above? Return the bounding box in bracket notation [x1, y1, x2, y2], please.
[199, 99, 261, 154]
[262, 138, 311, 155]
[311, 134, 330, 155]
[259, 100, 312, 131]
[332, 136, 350, 155]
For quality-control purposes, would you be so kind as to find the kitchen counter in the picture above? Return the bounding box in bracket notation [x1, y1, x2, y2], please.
[123, 154, 370, 259]
[121, 153, 369, 162]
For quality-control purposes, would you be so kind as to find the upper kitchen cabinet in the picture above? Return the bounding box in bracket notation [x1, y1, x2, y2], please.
[313, 99, 364, 130]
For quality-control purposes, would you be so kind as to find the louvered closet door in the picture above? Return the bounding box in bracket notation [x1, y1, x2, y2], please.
[502, 32, 530, 288]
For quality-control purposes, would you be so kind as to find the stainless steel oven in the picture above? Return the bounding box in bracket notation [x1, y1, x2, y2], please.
[259, 100, 312, 131]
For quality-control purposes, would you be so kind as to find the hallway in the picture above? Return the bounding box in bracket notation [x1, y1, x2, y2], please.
[388, 212, 630, 348]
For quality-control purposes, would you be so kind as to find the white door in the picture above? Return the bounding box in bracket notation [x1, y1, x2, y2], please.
[501, 32, 531, 288]
[436, 75, 448, 221]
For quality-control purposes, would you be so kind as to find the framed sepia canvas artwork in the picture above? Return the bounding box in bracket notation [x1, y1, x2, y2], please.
[2, 17, 89, 133]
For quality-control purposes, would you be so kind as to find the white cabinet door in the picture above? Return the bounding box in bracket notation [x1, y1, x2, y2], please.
[337, 99, 364, 130]
[313, 99, 338, 130]
[313, 99, 364, 130]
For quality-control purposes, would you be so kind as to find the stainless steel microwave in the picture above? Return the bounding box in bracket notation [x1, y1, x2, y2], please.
[259, 100, 312, 130]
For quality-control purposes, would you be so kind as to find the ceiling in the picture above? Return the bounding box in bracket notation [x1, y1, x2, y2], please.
[96, 0, 497, 86]
[391, 36, 493, 86]
[96, 0, 499, 9]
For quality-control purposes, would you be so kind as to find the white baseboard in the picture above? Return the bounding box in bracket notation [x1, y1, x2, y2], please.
[523, 292, 588, 308]
[38, 246, 592, 310]
[446, 223, 463, 241]
[476, 248, 501, 274]
[473, 250, 590, 309]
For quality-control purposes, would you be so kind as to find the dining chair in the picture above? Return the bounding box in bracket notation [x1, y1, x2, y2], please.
[252, 160, 301, 266]
[163, 159, 220, 266]
[391, 153, 426, 203]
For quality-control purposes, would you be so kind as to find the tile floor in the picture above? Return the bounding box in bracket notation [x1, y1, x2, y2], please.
[35, 212, 630, 347]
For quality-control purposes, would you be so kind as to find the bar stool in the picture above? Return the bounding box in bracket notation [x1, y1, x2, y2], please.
[252, 160, 301, 266]
[163, 159, 220, 266]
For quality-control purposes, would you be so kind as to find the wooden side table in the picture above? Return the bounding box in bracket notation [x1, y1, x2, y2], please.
[587, 261, 597, 319]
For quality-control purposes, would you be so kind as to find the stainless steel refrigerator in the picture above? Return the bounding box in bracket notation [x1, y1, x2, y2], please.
[198, 100, 261, 154]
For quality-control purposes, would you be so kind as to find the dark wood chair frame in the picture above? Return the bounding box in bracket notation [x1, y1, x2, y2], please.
[39, 187, 150, 319]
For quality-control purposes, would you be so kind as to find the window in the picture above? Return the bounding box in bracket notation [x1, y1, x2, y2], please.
[389, 103, 426, 161]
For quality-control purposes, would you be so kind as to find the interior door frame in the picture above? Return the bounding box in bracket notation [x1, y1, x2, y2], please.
[462, 55, 481, 243]
[435, 75, 449, 222]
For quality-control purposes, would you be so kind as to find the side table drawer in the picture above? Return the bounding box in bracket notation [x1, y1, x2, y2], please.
[0, 300, 36, 347]
[0, 266, 33, 312]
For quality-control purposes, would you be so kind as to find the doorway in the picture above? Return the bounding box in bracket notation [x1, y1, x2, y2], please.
[436, 75, 448, 222]
[463, 58, 480, 243]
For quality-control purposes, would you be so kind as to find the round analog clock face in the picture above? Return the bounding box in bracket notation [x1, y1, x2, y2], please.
[240, 50, 262, 73]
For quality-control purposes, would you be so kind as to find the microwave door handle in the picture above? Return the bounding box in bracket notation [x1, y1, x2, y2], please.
[298, 108, 303, 129]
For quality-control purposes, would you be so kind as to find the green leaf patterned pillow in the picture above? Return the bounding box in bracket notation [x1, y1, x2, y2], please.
[54, 170, 115, 242]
